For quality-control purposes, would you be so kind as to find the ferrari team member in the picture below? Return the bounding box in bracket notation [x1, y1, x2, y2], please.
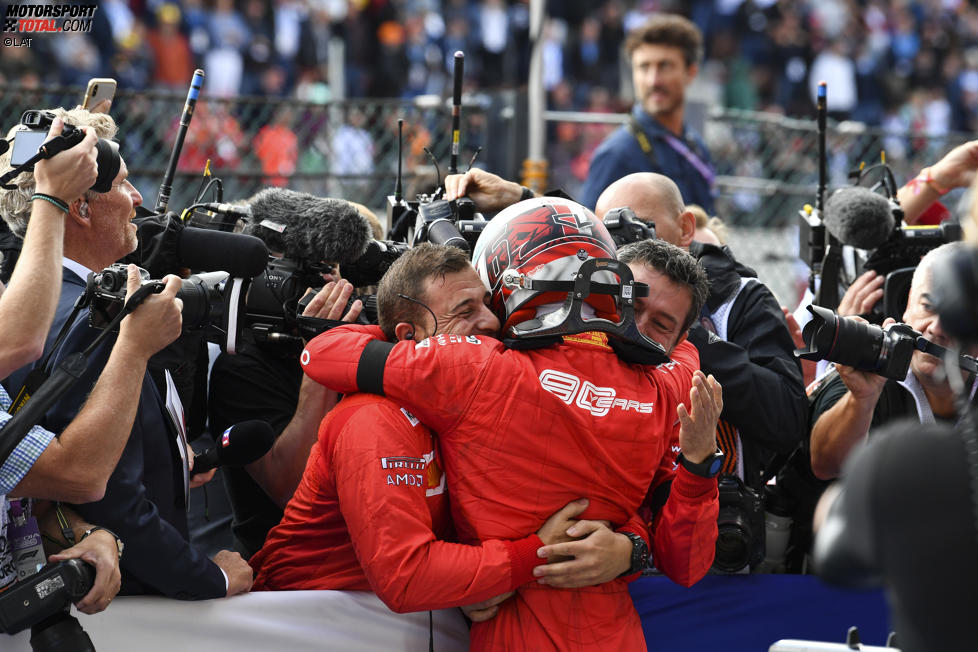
[301, 198, 721, 651]
[251, 244, 626, 612]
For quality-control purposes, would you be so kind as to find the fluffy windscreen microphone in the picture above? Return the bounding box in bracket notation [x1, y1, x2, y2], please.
[245, 188, 371, 264]
[823, 187, 896, 250]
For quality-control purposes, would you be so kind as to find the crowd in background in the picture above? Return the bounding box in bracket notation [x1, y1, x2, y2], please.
[1, 0, 976, 135]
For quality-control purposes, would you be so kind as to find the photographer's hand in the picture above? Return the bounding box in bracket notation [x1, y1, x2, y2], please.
[837, 271, 884, 318]
[117, 266, 183, 362]
[302, 279, 362, 324]
[48, 529, 121, 615]
[677, 371, 723, 464]
[810, 317, 892, 479]
[33, 117, 98, 205]
[444, 168, 526, 212]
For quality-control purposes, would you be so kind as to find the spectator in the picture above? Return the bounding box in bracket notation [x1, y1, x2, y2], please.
[580, 14, 716, 214]
[0, 107, 253, 600]
[146, 3, 194, 90]
[809, 241, 969, 480]
[300, 198, 720, 650]
[254, 106, 298, 187]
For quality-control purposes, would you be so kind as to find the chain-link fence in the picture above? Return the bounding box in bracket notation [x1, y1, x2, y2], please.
[1, 84, 969, 306]
[0, 84, 492, 218]
[545, 104, 973, 228]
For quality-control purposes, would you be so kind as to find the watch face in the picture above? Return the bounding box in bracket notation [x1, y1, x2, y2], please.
[709, 455, 724, 476]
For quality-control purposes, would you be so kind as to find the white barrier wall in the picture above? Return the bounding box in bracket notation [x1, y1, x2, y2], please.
[7, 590, 470, 651]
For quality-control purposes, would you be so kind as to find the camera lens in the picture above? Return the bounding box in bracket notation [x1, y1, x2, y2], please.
[30, 612, 95, 652]
[798, 305, 885, 370]
[714, 511, 754, 573]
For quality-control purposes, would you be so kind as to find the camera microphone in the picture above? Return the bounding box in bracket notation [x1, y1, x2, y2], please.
[822, 187, 896, 250]
[192, 420, 275, 475]
[198, 202, 252, 219]
[245, 188, 371, 265]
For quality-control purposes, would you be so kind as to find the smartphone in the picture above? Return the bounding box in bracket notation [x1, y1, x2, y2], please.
[82, 78, 116, 111]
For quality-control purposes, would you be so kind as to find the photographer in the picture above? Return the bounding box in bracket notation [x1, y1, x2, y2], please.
[809, 241, 968, 480]
[0, 119, 179, 616]
[208, 190, 369, 559]
[0, 107, 252, 601]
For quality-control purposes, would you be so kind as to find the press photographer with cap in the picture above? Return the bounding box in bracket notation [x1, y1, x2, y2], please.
[0, 107, 252, 601]
[0, 116, 181, 615]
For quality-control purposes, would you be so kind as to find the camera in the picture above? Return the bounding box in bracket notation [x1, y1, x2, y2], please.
[7, 110, 121, 193]
[0, 558, 95, 651]
[342, 239, 411, 289]
[713, 474, 765, 574]
[602, 207, 657, 249]
[795, 304, 919, 380]
[862, 222, 961, 322]
[88, 263, 248, 353]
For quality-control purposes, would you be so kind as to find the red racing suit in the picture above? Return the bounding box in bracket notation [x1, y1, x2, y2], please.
[250, 392, 545, 611]
[302, 326, 718, 651]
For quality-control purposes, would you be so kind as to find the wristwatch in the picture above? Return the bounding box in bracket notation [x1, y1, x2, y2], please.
[618, 532, 649, 577]
[82, 526, 124, 560]
[677, 448, 725, 478]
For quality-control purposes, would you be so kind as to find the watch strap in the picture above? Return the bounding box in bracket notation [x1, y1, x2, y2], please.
[618, 531, 649, 577]
[677, 448, 725, 478]
[82, 526, 124, 559]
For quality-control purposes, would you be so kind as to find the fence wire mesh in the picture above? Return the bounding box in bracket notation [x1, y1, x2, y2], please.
[0, 85, 969, 306]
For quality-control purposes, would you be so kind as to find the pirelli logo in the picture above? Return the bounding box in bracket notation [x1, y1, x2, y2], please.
[381, 456, 426, 471]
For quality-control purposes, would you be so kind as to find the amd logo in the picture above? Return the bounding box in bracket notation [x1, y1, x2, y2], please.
[538, 369, 654, 417]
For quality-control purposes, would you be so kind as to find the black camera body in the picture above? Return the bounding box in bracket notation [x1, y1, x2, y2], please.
[8, 110, 121, 193]
[713, 474, 766, 574]
[413, 196, 487, 254]
[0, 558, 93, 637]
[602, 206, 657, 249]
[796, 304, 919, 380]
[88, 263, 247, 353]
[342, 239, 411, 289]
[862, 222, 962, 322]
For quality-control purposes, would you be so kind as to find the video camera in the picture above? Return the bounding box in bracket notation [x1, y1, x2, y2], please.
[0, 558, 96, 651]
[799, 160, 960, 322]
[1, 110, 121, 193]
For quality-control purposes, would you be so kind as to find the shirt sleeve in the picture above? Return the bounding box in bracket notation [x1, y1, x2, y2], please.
[302, 324, 499, 434]
[331, 401, 543, 613]
[0, 409, 56, 495]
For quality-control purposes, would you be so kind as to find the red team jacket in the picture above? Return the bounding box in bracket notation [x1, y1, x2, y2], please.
[300, 325, 718, 651]
[251, 392, 545, 610]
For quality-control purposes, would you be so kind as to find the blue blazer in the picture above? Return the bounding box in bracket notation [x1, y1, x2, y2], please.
[11, 267, 225, 599]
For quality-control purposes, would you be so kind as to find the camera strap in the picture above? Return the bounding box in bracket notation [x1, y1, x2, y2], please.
[0, 283, 161, 469]
[9, 290, 91, 415]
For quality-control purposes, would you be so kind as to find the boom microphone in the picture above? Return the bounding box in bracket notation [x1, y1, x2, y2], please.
[823, 187, 896, 250]
[245, 188, 371, 265]
[192, 420, 275, 475]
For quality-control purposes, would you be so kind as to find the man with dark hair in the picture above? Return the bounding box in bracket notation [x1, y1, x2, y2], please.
[300, 200, 722, 650]
[580, 13, 715, 213]
[603, 175, 806, 533]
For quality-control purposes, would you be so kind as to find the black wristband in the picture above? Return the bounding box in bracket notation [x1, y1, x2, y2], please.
[519, 186, 535, 202]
